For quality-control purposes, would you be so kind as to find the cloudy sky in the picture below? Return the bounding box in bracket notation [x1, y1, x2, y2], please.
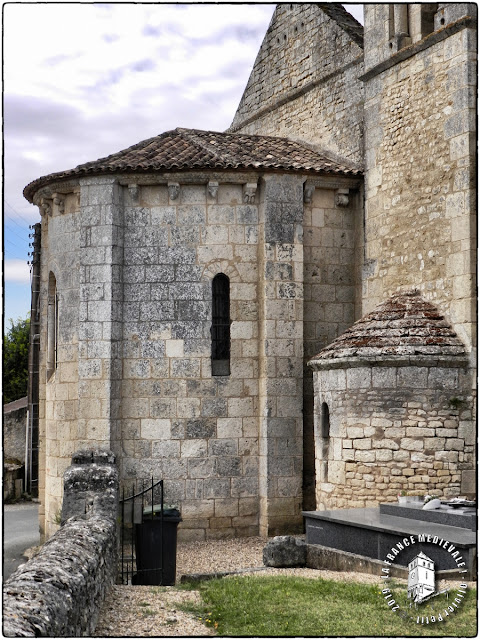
[3, 2, 363, 325]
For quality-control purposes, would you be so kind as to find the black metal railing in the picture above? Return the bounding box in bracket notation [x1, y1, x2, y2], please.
[118, 478, 164, 585]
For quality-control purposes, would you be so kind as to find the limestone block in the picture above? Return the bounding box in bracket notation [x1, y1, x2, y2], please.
[78, 359, 102, 380]
[397, 367, 428, 388]
[207, 205, 235, 224]
[209, 517, 232, 530]
[263, 536, 306, 567]
[187, 458, 215, 479]
[140, 419, 171, 440]
[181, 440, 208, 458]
[277, 475, 302, 497]
[209, 439, 238, 456]
[152, 441, 180, 458]
[406, 427, 435, 437]
[346, 368, 372, 389]
[373, 439, 399, 450]
[327, 461, 345, 484]
[170, 358, 201, 379]
[215, 456, 242, 477]
[461, 470, 475, 495]
[214, 498, 239, 517]
[355, 450, 375, 463]
[372, 368, 397, 388]
[445, 438, 464, 451]
[203, 478, 231, 499]
[231, 477, 259, 497]
[434, 451, 459, 463]
[352, 438, 372, 450]
[346, 426, 364, 439]
[238, 497, 258, 516]
[181, 499, 215, 519]
[217, 418, 242, 439]
[449, 134, 471, 163]
[400, 438, 424, 451]
[458, 421, 475, 445]
[228, 397, 254, 417]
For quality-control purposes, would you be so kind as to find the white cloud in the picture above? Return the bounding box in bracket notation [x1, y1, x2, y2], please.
[3, 2, 363, 321]
[3, 3, 276, 215]
[4, 259, 31, 284]
[2, 3, 276, 321]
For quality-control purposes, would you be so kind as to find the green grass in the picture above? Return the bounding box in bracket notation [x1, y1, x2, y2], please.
[179, 575, 477, 637]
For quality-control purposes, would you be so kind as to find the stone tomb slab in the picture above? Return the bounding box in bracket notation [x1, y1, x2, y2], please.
[379, 502, 476, 531]
[303, 508, 476, 573]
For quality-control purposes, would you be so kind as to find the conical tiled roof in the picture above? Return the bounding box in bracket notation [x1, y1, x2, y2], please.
[309, 291, 466, 363]
[24, 127, 362, 202]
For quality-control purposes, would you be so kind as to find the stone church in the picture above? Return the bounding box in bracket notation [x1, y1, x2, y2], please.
[24, 3, 476, 541]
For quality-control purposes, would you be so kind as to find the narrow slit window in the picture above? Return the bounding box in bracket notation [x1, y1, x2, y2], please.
[47, 272, 58, 380]
[320, 402, 330, 439]
[319, 402, 330, 482]
[211, 274, 230, 376]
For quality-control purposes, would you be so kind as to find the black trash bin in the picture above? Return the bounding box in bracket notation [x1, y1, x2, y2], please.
[133, 505, 181, 585]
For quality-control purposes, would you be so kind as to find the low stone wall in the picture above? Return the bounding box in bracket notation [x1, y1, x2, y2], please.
[3, 396, 28, 464]
[3, 449, 118, 637]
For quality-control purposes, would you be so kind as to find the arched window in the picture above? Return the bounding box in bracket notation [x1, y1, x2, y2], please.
[211, 274, 230, 376]
[319, 402, 330, 482]
[47, 272, 58, 380]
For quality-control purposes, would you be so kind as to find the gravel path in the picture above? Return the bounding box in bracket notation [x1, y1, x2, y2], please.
[94, 538, 473, 637]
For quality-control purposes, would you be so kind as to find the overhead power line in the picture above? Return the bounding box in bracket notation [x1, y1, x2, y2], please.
[4, 199, 39, 227]
[5, 211, 30, 232]
[4, 224, 28, 245]
[4, 248, 27, 261]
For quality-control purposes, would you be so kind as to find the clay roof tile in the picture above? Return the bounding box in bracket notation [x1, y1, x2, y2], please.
[23, 127, 362, 202]
[310, 290, 466, 361]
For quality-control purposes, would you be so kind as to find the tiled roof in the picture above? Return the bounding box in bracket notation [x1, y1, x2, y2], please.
[310, 291, 466, 362]
[24, 128, 362, 202]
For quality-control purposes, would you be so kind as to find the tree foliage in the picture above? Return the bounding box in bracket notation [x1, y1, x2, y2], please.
[3, 316, 30, 404]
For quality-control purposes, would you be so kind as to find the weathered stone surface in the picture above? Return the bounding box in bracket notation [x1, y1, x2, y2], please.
[310, 316, 473, 510]
[263, 536, 307, 568]
[21, 3, 477, 541]
[3, 450, 118, 637]
[229, 4, 364, 164]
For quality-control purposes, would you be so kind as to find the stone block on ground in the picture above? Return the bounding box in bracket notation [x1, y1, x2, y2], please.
[263, 535, 306, 567]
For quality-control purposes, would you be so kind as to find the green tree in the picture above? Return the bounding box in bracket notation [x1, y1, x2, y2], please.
[3, 316, 30, 404]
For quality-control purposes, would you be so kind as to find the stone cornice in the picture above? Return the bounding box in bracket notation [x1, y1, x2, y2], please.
[33, 170, 362, 203]
[308, 354, 469, 371]
[304, 176, 362, 191]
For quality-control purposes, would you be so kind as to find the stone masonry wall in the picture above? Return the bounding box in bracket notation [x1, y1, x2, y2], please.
[257, 175, 305, 536]
[3, 450, 118, 637]
[302, 184, 361, 509]
[362, 17, 477, 355]
[313, 362, 475, 510]
[229, 4, 365, 165]
[37, 172, 362, 540]
[39, 192, 81, 539]
[118, 177, 262, 540]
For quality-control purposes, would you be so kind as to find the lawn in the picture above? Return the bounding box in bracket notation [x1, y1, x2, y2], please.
[179, 575, 477, 637]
